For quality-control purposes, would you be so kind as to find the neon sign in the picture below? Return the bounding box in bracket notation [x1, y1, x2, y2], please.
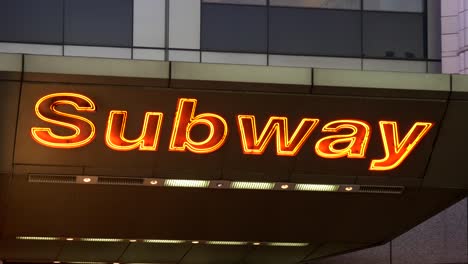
[31, 93, 434, 171]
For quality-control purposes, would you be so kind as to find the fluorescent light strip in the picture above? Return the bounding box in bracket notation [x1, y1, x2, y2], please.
[80, 238, 124, 242]
[267, 242, 309, 247]
[231, 181, 275, 190]
[294, 184, 339, 192]
[206, 241, 248, 245]
[69, 262, 107, 264]
[164, 179, 210, 188]
[143, 239, 186, 244]
[14, 236, 310, 247]
[16, 236, 60, 241]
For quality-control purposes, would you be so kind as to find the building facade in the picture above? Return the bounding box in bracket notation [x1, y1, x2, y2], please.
[0, 0, 466, 264]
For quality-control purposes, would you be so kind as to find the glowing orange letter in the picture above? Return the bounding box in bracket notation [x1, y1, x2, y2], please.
[237, 116, 319, 156]
[31, 93, 96, 148]
[369, 121, 433, 171]
[105, 111, 163, 151]
[315, 120, 371, 159]
[169, 98, 228, 154]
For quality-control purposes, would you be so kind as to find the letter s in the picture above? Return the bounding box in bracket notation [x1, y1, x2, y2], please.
[31, 93, 96, 148]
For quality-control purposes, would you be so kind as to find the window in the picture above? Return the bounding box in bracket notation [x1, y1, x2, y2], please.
[64, 0, 133, 47]
[269, 7, 361, 57]
[0, 0, 63, 44]
[363, 0, 424, 13]
[203, 0, 266, 5]
[270, 0, 360, 10]
[201, 4, 267, 53]
[363, 12, 424, 59]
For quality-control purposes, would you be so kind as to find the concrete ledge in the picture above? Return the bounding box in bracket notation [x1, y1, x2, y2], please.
[171, 62, 312, 85]
[0, 53, 22, 72]
[452, 74, 468, 92]
[314, 68, 450, 92]
[24, 55, 169, 79]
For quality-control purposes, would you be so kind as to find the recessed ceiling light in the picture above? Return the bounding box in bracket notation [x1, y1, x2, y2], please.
[253, 242, 261, 246]
[129, 239, 137, 242]
[280, 184, 289, 189]
[83, 177, 91, 183]
[345, 186, 353, 191]
[149, 180, 158, 185]
[66, 238, 74, 241]
[191, 241, 200, 244]
[216, 183, 223, 187]
[53, 261, 60, 263]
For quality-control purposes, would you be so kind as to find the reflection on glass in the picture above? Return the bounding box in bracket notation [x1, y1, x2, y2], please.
[203, 0, 266, 5]
[269, 8, 361, 56]
[270, 0, 360, 10]
[363, 12, 424, 59]
[363, 0, 423, 12]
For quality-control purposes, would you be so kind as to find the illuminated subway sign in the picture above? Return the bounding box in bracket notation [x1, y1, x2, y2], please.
[31, 93, 433, 171]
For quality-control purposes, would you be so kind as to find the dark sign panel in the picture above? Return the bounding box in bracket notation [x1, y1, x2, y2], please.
[14, 83, 445, 179]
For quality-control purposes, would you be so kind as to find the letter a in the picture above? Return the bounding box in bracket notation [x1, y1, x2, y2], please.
[169, 98, 228, 154]
[315, 120, 370, 159]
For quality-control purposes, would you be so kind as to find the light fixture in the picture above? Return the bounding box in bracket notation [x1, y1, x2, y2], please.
[280, 184, 289, 189]
[149, 180, 158, 185]
[16, 236, 60, 241]
[253, 242, 261, 246]
[345, 186, 353, 191]
[231, 181, 275, 190]
[66, 238, 74, 241]
[267, 242, 309, 247]
[191, 241, 200, 244]
[294, 184, 339, 192]
[53, 261, 60, 264]
[216, 183, 223, 187]
[129, 239, 137, 242]
[164, 179, 210, 188]
[81, 238, 124, 242]
[143, 239, 185, 244]
[76, 176, 97, 184]
[206, 241, 247, 245]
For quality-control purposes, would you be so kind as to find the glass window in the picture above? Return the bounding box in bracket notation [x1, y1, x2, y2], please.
[201, 4, 267, 53]
[363, 0, 423, 12]
[270, 0, 360, 10]
[269, 7, 361, 57]
[363, 12, 424, 59]
[0, 0, 63, 44]
[64, 0, 133, 47]
[203, 0, 266, 5]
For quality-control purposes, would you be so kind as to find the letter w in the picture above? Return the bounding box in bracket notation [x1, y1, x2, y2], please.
[237, 115, 319, 156]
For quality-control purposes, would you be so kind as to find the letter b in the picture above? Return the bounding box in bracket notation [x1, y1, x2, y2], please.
[169, 98, 228, 154]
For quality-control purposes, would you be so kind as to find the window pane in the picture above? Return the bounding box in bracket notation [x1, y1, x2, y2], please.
[363, 12, 424, 59]
[64, 0, 133, 47]
[269, 7, 361, 57]
[201, 4, 267, 53]
[0, 0, 63, 44]
[364, 0, 423, 12]
[203, 0, 266, 5]
[270, 0, 360, 10]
